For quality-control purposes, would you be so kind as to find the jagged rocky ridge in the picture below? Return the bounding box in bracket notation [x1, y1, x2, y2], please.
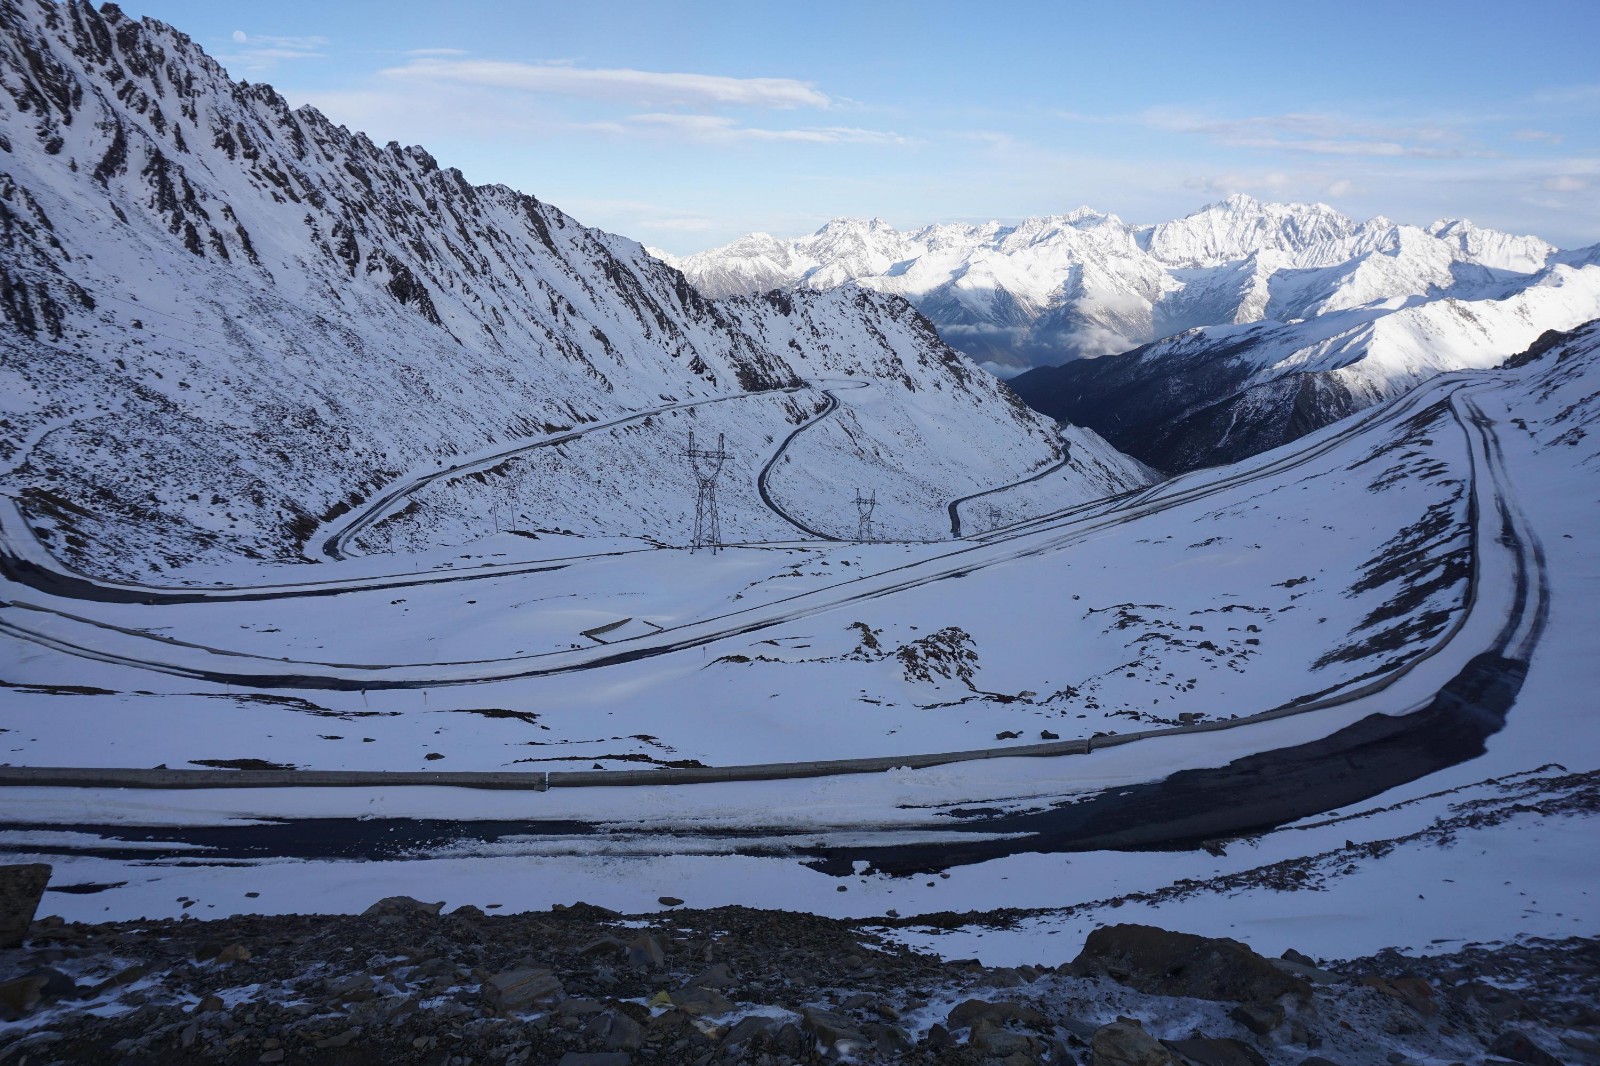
[0, 0, 1148, 579]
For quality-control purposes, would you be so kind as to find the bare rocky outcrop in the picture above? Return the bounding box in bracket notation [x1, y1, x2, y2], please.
[0, 862, 50, 948]
[1070, 924, 1311, 1005]
[2, 906, 1594, 1064]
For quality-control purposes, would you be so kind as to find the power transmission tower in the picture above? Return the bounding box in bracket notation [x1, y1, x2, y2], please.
[854, 488, 877, 542]
[683, 430, 731, 552]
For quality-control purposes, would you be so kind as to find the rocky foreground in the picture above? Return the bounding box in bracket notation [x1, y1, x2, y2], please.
[1, 866, 1595, 1066]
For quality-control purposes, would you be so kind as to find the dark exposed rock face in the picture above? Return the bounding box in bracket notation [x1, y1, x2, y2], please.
[0, 863, 50, 948]
[1070, 924, 1311, 1005]
[1007, 332, 1361, 474]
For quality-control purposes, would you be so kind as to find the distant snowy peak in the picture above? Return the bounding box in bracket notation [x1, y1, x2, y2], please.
[1143, 194, 1370, 269]
[668, 196, 1566, 371]
[1425, 218, 1558, 274]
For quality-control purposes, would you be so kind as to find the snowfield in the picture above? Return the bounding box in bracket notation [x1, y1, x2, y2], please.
[3, 323, 1597, 966]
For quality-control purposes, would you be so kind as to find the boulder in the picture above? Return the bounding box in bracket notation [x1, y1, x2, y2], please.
[690, 961, 736, 989]
[0, 974, 49, 1021]
[946, 998, 1048, 1031]
[1163, 1036, 1270, 1066]
[1072, 925, 1311, 1004]
[586, 1010, 645, 1051]
[721, 1014, 778, 1048]
[0, 864, 51, 948]
[556, 1054, 631, 1066]
[802, 1007, 871, 1057]
[360, 896, 443, 919]
[1489, 1030, 1564, 1066]
[625, 932, 665, 970]
[863, 1021, 914, 1056]
[670, 984, 732, 1017]
[1227, 1003, 1283, 1036]
[971, 1019, 1043, 1057]
[1091, 1020, 1179, 1066]
[480, 966, 564, 1013]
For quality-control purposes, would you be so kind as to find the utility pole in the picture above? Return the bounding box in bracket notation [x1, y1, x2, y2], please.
[854, 488, 877, 542]
[683, 430, 731, 552]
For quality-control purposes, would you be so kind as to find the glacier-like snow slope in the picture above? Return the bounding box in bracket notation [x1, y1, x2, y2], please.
[663, 196, 1578, 373]
[0, 1, 1146, 580]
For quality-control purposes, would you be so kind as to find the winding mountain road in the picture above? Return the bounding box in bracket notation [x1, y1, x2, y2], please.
[0, 374, 1555, 871]
[0, 371, 1522, 699]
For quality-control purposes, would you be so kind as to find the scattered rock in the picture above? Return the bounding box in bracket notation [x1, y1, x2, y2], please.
[1489, 1030, 1565, 1066]
[803, 1006, 871, 1057]
[722, 1014, 779, 1047]
[690, 961, 735, 989]
[670, 984, 732, 1017]
[556, 1053, 631, 1066]
[658, 895, 684, 906]
[626, 932, 665, 970]
[1164, 1036, 1270, 1066]
[1228, 1002, 1284, 1036]
[1092, 1019, 1179, 1066]
[0, 974, 49, 1021]
[946, 998, 1047, 1031]
[481, 966, 564, 1012]
[0, 863, 51, 948]
[586, 1009, 645, 1051]
[1072, 924, 1311, 1004]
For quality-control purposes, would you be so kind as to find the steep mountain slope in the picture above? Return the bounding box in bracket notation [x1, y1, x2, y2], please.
[663, 196, 1572, 373]
[1009, 260, 1600, 472]
[0, 0, 1147, 579]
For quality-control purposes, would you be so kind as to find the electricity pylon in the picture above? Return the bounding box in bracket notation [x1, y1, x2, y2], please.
[683, 431, 731, 552]
[854, 488, 877, 542]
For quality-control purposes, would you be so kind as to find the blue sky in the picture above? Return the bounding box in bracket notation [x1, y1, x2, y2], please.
[126, 0, 1600, 254]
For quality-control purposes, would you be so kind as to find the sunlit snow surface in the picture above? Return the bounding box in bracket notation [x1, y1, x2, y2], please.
[3, 333, 1598, 964]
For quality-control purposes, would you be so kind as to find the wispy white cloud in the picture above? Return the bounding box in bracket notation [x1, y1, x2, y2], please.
[406, 47, 469, 57]
[1137, 108, 1478, 159]
[1529, 84, 1600, 106]
[220, 30, 329, 71]
[1514, 129, 1564, 144]
[380, 58, 831, 110]
[622, 113, 909, 145]
[640, 216, 716, 231]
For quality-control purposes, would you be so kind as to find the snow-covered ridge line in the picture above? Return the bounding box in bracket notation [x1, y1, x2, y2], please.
[0, 0, 1149, 578]
[667, 194, 1590, 374]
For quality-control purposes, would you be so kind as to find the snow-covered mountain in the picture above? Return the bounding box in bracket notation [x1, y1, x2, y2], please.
[663, 197, 1576, 375]
[1009, 258, 1600, 472]
[0, 0, 1149, 579]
